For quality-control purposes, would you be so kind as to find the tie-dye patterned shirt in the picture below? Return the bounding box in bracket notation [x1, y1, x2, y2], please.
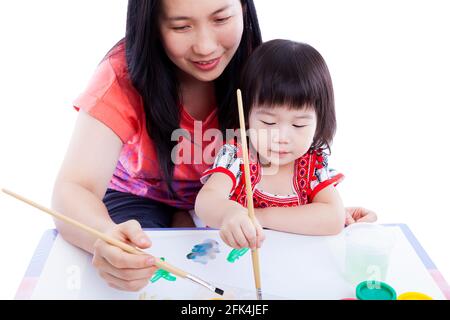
[73, 41, 221, 210]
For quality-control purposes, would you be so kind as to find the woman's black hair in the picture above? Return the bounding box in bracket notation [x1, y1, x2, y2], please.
[108, 0, 261, 198]
[240, 39, 336, 153]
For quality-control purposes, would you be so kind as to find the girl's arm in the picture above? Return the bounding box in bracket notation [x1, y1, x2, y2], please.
[195, 173, 264, 249]
[255, 185, 346, 236]
[194, 172, 241, 228]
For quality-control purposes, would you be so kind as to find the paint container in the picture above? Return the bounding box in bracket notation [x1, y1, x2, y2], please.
[356, 281, 397, 300]
[344, 223, 396, 285]
[397, 292, 433, 300]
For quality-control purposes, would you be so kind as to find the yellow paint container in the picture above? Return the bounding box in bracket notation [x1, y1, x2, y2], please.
[397, 292, 432, 300]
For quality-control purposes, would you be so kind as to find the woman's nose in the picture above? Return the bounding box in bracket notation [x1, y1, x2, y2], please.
[192, 27, 217, 57]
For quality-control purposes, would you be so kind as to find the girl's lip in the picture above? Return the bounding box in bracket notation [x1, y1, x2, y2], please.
[271, 150, 291, 157]
[192, 57, 221, 71]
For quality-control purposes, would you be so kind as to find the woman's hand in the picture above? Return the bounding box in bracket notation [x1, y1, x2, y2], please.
[219, 203, 265, 249]
[92, 220, 157, 292]
[345, 207, 378, 226]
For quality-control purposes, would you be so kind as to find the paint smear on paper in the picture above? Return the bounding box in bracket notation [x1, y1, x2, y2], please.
[150, 257, 176, 283]
[186, 239, 220, 265]
[227, 248, 249, 263]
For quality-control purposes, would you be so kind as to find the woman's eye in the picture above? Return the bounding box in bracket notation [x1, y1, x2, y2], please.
[261, 121, 276, 126]
[293, 125, 307, 128]
[215, 16, 231, 23]
[172, 26, 190, 31]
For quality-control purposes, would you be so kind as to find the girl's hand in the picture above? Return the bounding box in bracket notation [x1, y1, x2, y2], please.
[92, 220, 157, 292]
[219, 204, 265, 249]
[345, 206, 378, 226]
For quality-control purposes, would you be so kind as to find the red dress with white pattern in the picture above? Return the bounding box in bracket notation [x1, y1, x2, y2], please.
[201, 144, 344, 208]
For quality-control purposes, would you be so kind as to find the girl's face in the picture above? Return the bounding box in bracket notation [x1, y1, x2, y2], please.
[159, 0, 244, 83]
[248, 105, 317, 168]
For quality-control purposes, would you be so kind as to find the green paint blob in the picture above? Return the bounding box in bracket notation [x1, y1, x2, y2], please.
[150, 257, 177, 283]
[227, 248, 249, 263]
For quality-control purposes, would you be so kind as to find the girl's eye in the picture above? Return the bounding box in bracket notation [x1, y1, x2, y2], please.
[293, 125, 307, 128]
[215, 16, 231, 23]
[261, 121, 276, 126]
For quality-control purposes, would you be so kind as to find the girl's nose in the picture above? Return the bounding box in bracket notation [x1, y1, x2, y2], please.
[271, 128, 290, 144]
[192, 27, 217, 57]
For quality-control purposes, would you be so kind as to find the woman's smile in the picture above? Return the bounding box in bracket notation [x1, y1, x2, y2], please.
[191, 56, 222, 71]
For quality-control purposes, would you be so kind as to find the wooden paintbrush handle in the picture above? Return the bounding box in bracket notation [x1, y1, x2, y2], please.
[236, 90, 262, 294]
[1, 188, 188, 279]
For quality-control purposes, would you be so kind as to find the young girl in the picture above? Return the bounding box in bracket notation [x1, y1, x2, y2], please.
[195, 39, 366, 250]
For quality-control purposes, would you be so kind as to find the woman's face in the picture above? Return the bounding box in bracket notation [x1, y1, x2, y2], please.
[159, 0, 244, 82]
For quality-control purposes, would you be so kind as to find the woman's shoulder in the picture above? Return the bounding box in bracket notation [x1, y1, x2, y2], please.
[102, 40, 130, 83]
[73, 40, 143, 144]
[78, 40, 132, 96]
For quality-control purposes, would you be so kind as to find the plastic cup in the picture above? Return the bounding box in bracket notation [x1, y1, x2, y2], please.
[343, 223, 396, 285]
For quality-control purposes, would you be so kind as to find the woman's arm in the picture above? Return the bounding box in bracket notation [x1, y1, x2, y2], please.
[255, 185, 346, 236]
[51, 110, 123, 253]
[52, 110, 157, 292]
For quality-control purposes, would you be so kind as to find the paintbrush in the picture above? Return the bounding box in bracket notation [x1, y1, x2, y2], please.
[1, 188, 224, 296]
[236, 89, 263, 300]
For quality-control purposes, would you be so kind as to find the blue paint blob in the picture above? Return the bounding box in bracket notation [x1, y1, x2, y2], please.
[186, 239, 220, 265]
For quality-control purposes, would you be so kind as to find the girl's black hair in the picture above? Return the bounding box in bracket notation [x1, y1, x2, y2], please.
[106, 0, 262, 199]
[240, 39, 336, 152]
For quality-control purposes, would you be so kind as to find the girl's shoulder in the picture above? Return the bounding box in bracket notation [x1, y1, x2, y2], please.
[221, 139, 258, 162]
[218, 143, 239, 156]
[298, 148, 329, 167]
[213, 143, 247, 168]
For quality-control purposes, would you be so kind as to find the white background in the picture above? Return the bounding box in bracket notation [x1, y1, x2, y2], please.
[0, 0, 449, 299]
